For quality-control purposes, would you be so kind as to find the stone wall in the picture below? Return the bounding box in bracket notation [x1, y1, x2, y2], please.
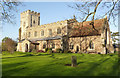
[17, 10, 114, 54]
[69, 35, 104, 53]
[17, 39, 31, 52]
[20, 10, 40, 40]
[37, 39, 61, 51]
[26, 20, 67, 40]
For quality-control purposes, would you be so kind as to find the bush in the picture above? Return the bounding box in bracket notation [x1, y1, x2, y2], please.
[37, 50, 45, 53]
[45, 48, 48, 52]
[114, 51, 118, 54]
[45, 48, 52, 52]
[64, 50, 71, 53]
[108, 53, 114, 56]
[56, 48, 62, 53]
[32, 49, 37, 53]
[47, 48, 52, 54]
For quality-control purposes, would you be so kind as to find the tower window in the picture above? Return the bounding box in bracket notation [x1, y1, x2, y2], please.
[30, 15, 32, 27]
[41, 30, 44, 36]
[34, 31, 37, 37]
[38, 16, 40, 25]
[23, 22, 26, 27]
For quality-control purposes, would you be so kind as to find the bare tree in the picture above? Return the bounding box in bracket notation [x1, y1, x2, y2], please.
[0, 0, 22, 24]
[111, 32, 119, 44]
[69, 0, 120, 27]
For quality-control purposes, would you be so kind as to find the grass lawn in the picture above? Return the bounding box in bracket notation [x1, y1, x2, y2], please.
[2, 51, 119, 76]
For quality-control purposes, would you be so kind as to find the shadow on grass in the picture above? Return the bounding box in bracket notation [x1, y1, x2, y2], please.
[2, 61, 30, 76]
[77, 62, 84, 65]
[77, 58, 110, 76]
[18, 54, 34, 57]
[2, 53, 50, 59]
[2, 57, 16, 59]
[36, 53, 49, 56]
[64, 64, 71, 66]
[3, 61, 30, 68]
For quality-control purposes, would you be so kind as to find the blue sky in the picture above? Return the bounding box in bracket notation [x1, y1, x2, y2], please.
[2, 2, 118, 41]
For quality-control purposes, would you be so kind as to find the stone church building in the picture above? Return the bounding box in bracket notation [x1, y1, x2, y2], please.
[17, 10, 114, 54]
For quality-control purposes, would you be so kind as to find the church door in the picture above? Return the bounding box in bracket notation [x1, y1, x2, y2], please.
[25, 43, 28, 52]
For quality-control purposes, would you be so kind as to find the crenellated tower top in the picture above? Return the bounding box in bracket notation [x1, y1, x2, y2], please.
[21, 10, 40, 16]
[20, 10, 40, 40]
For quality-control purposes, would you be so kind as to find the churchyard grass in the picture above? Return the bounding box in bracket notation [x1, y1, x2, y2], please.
[2, 51, 119, 76]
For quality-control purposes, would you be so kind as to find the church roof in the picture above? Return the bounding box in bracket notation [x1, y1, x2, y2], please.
[70, 18, 107, 37]
[30, 36, 62, 41]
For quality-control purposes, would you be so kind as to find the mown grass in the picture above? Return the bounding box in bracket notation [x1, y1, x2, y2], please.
[2, 51, 119, 76]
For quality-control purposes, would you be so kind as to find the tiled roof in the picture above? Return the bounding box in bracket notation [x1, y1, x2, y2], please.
[70, 18, 106, 37]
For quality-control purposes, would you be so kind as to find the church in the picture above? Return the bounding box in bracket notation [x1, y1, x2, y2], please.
[17, 10, 114, 54]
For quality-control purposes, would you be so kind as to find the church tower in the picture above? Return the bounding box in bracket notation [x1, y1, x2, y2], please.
[19, 10, 40, 40]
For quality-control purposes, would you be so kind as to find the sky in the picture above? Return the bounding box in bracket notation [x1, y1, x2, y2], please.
[2, 2, 118, 41]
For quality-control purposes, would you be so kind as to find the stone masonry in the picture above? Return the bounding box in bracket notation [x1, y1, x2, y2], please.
[17, 10, 114, 54]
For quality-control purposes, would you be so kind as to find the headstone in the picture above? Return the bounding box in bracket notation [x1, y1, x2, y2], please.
[71, 56, 77, 67]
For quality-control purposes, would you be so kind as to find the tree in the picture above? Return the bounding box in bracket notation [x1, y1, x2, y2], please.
[2, 37, 17, 53]
[0, 0, 22, 24]
[111, 32, 119, 44]
[68, 1, 119, 54]
[69, 0, 119, 27]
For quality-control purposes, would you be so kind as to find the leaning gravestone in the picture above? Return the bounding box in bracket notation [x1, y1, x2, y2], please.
[71, 56, 77, 67]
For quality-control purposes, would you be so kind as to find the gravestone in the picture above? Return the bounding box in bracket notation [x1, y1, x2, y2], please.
[71, 56, 77, 67]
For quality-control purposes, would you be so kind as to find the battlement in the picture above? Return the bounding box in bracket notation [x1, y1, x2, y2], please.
[39, 18, 77, 27]
[21, 10, 40, 16]
[40, 20, 68, 27]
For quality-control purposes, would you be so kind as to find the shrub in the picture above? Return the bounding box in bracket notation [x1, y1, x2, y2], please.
[56, 48, 62, 53]
[47, 48, 52, 54]
[45, 48, 48, 52]
[37, 50, 45, 53]
[32, 49, 37, 52]
[79, 51, 84, 54]
[108, 53, 114, 56]
[68, 51, 72, 53]
[64, 50, 71, 53]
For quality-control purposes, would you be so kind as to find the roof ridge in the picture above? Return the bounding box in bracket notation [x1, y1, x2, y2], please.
[78, 18, 105, 23]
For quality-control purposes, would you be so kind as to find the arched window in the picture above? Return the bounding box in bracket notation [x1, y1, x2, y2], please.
[34, 31, 37, 37]
[70, 42, 74, 50]
[43, 43, 46, 49]
[89, 41, 94, 49]
[28, 32, 30, 37]
[41, 30, 44, 36]
[49, 29, 52, 36]
[33, 20, 35, 24]
[23, 22, 26, 27]
[57, 27, 61, 34]
[51, 42, 55, 49]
